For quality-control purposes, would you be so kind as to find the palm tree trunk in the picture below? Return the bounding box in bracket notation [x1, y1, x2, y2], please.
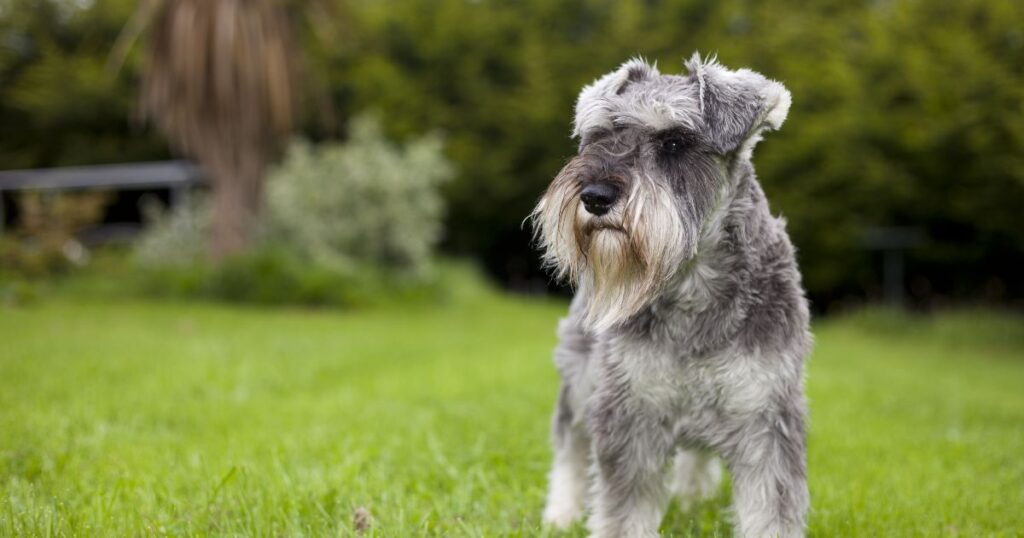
[203, 139, 267, 259]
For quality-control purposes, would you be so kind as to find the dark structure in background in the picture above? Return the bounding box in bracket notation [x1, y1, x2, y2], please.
[0, 161, 203, 245]
[862, 227, 924, 306]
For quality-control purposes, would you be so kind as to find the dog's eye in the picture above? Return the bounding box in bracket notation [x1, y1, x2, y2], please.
[656, 132, 694, 157]
[661, 139, 684, 153]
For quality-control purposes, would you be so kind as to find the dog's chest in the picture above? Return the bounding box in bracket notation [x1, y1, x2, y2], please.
[616, 338, 728, 408]
[608, 334, 778, 443]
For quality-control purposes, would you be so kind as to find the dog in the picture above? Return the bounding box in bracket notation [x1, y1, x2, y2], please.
[530, 54, 811, 538]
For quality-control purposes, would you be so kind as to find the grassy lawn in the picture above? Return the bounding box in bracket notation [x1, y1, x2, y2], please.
[1, 290, 1023, 536]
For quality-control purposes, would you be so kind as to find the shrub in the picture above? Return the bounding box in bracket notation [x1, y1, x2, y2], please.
[131, 114, 454, 307]
[0, 191, 112, 277]
[265, 115, 452, 276]
[134, 196, 210, 269]
[203, 248, 445, 308]
[132, 247, 455, 309]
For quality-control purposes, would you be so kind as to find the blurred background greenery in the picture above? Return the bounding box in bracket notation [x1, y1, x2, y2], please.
[1, 0, 1023, 309]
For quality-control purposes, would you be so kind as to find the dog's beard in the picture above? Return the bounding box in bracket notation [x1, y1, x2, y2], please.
[531, 164, 692, 332]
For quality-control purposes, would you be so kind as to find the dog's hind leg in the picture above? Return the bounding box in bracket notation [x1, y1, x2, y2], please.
[668, 449, 722, 512]
[542, 383, 591, 530]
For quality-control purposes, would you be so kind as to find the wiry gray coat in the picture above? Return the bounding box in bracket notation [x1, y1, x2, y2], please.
[530, 54, 810, 538]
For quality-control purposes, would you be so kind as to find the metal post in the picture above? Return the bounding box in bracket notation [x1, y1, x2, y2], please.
[883, 249, 905, 305]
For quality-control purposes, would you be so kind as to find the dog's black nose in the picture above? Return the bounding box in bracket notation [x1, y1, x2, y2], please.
[580, 183, 619, 216]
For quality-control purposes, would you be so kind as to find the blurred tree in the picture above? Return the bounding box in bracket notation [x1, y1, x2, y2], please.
[120, 0, 304, 259]
[0, 0, 166, 168]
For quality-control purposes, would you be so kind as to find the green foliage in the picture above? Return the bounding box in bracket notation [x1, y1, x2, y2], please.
[3, 0, 1024, 305]
[0, 190, 112, 277]
[131, 115, 454, 307]
[0, 275, 40, 307]
[133, 196, 210, 269]
[266, 116, 453, 275]
[2, 297, 1023, 535]
[135, 248, 452, 309]
[316, 0, 1024, 305]
[0, 0, 167, 167]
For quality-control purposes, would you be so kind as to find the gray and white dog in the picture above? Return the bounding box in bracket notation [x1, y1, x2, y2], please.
[530, 54, 811, 538]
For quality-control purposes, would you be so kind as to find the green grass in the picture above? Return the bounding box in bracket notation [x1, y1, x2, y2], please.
[1, 290, 1023, 536]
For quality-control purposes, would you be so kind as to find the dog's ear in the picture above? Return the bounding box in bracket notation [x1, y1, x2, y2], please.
[685, 52, 791, 158]
[573, 57, 660, 139]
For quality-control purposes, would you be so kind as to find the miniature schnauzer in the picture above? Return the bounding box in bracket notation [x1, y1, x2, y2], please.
[530, 54, 811, 538]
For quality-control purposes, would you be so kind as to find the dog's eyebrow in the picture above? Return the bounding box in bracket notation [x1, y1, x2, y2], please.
[576, 84, 702, 137]
[652, 127, 699, 142]
[653, 125, 690, 135]
[580, 128, 613, 147]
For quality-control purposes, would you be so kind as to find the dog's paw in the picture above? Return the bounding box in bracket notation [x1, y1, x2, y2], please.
[542, 502, 582, 530]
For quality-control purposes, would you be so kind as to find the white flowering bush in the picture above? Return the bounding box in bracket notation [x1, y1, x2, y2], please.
[132, 115, 455, 305]
[266, 115, 453, 275]
[134, 196, 210, 268]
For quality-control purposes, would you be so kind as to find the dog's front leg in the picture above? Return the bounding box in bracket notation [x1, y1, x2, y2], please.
[543, 383, 591, 529]
[727, 405, 809, 538]
[585, 378, 674, 538]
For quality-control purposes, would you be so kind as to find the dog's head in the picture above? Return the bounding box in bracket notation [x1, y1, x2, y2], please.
[531, 54, 791, 331]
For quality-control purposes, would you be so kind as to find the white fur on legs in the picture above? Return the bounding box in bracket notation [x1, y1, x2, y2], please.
[542, 435, 590, 529]
[589, 465, 667, 536]
[542, 460, 587, 529]
[668, 450, 723, 511]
